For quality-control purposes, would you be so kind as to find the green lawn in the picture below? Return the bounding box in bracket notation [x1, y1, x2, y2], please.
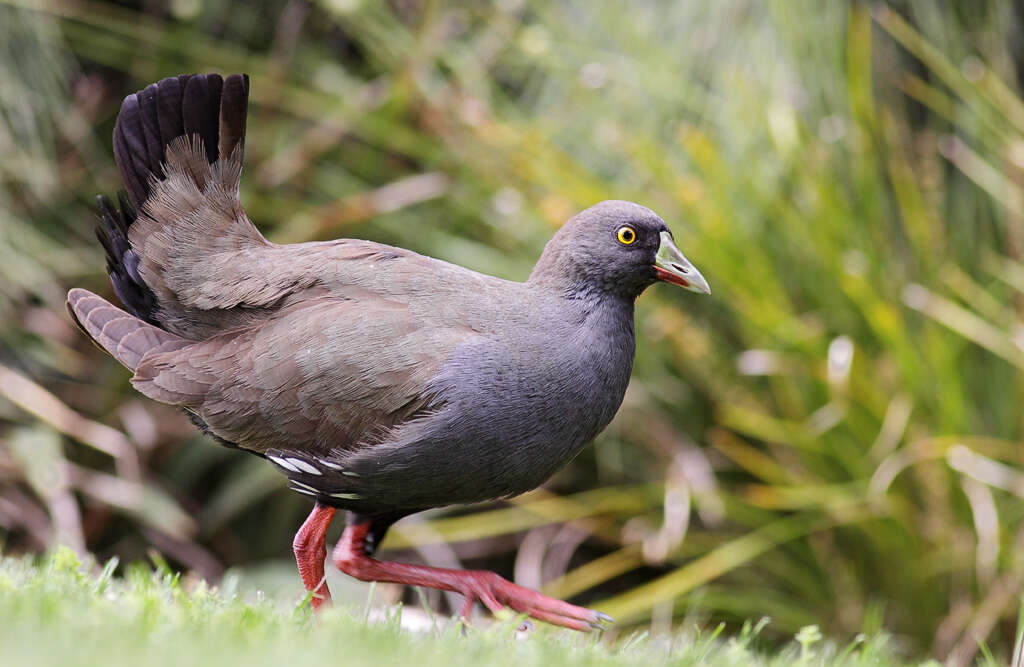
[0, 550, 946, 667]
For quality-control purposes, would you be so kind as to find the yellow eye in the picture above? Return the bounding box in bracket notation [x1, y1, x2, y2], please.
[616, 225, 637, 245]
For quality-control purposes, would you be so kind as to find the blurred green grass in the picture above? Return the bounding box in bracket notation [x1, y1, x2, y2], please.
[3, 0, 1024, 664]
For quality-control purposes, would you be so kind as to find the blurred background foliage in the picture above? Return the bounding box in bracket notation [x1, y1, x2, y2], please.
[2, 0, 1024, 663]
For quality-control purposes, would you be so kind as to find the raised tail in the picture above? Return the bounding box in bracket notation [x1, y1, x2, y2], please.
[112, 73, 248, 212]
[66, 288, 188, 371]
[97, 73, 250, 326]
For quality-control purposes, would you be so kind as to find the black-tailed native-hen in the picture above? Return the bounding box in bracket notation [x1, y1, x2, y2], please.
[67, 73, 710, 632]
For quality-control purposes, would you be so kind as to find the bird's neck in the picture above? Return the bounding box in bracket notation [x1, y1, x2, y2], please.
[568, 290, 637, 436]
[579, 291, 636, 345]
[536, 285, 635, 361]
[528, 265, 647, 304]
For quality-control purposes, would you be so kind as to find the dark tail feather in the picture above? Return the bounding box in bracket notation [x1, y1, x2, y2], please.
[66, 288, 188, 371]
[101, 72, 249, 324]
[95, 193, 158, 325]
[218, 74, 249, 163]
[112, 73, 248, 209]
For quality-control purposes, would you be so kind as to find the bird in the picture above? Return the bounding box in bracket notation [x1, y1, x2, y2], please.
[66, 73, 710, 632]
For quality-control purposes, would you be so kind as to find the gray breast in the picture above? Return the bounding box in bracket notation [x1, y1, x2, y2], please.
[341, 295, 636, 513]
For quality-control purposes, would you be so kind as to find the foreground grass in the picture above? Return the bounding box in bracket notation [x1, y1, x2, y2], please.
[0, 550, 939, 667]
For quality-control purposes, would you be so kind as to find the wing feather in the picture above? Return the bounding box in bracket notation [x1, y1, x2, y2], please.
[131, 297, 477, 455]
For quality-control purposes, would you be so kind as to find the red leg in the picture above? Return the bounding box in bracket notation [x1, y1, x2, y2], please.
[293, 503, 337, 612]
[332, 521, 612, 632]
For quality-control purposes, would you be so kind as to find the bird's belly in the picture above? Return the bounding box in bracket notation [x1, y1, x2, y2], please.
[359, 400, 621, 511]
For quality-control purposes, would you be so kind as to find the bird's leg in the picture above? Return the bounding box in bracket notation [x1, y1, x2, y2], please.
[332, 521, 612, 632]
[293, 502, 337, 611]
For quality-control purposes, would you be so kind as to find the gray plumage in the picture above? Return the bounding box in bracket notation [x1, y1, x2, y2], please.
[68, 73, 708, 526]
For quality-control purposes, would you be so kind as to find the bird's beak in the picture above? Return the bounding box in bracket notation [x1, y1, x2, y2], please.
[653, 231, 711, 294]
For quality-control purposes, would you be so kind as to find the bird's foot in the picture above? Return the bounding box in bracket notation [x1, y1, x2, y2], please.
[454, 570, 612, 632]
[294, 503, 337, 613]
[334, 520, 613, 632]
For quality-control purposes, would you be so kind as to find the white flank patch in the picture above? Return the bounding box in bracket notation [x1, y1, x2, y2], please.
[269, 455, 300, 473]
[287, 458, 321, 475]
[330, 492, 361, 500]
[318, 460, 344, 471]
[290, 479, 321, 493]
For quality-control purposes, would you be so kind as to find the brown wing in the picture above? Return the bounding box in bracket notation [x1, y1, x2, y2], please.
[130, 295, 478, 456]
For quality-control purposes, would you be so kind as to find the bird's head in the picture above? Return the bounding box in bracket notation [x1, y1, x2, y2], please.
[529, 200, 710, 300]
